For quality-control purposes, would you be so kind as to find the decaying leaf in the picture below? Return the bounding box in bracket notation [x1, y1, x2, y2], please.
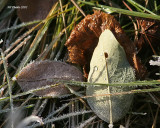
[16, 0, 57, 29]
[136, 19, 160, 54]
[65, 10, 147, 79]
[16, 60, 84, 97]
[87, 29, 135, 124]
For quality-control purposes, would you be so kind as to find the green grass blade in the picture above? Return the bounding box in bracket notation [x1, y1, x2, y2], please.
[78, 1, 160, 20]
[126, 0, 156, 15]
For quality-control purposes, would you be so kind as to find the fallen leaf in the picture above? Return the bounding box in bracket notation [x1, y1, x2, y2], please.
[87, 29, 135, 123]
[65, 10, 147, 79]
[136, 18, 160, 55]
[16, 60, 84, 97]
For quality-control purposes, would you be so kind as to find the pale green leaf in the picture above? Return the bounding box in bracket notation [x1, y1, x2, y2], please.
[87, 29, 135, 124]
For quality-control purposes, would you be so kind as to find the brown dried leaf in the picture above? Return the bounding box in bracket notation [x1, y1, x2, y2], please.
[65, 10, 147, 79]
[136, 19, 160, 55]
[16, 60, 84, 97]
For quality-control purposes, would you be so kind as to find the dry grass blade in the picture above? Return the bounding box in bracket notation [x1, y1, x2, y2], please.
[27, 110, 92, 128]
[71, 0, 86, 17]
[0, 35, 31, 65]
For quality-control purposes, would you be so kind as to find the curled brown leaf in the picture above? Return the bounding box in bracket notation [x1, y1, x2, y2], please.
[65, 10, 147, 79]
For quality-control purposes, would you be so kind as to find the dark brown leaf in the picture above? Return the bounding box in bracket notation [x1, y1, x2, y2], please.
[16, 60, 84, 97]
